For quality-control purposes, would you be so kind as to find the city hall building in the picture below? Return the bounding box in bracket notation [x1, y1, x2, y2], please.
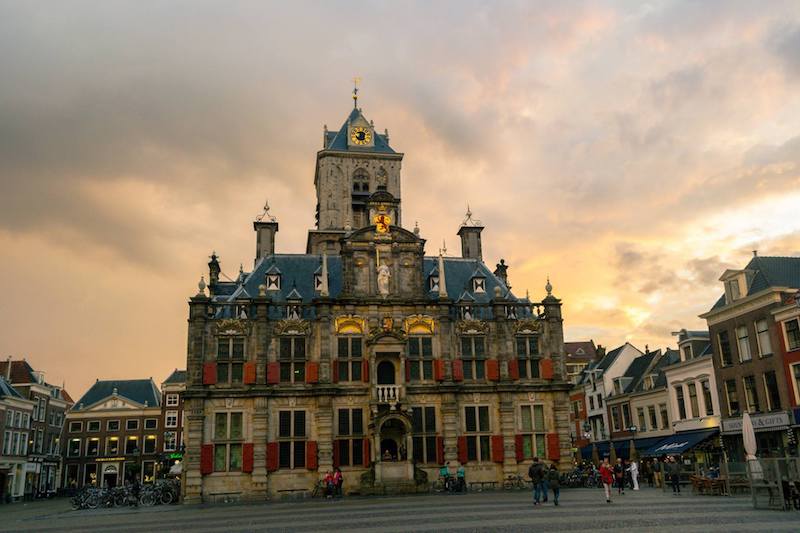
[182, 95, 572, 502]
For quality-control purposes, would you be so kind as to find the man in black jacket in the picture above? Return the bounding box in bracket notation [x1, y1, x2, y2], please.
[529, 457, 545, 505]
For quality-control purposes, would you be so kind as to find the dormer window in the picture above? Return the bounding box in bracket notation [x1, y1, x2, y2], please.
[727, 279, 741, 300]
[682, 344, 693, 361]
[314, 274, 324, 291]
[429, 275, 440, 292]
[266, 274, 280, 291]
[352, 169, 370, 193]
[472, 277, 486, 293]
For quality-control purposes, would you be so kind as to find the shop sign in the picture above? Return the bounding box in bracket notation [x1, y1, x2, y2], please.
[169, 453, 183, 460]
[722, 412, 791, 433]
[96, 457, 126, 462]
[24, 463, 40, 473]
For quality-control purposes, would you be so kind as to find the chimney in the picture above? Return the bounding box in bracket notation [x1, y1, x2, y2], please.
[5, 356, 10, 380]
[254, 220, 279, 262]
[595, 344, 606, 360]
[457, 206, 484, 261]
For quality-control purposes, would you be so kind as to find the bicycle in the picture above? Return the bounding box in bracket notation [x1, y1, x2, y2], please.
[503, 474, 527, 490]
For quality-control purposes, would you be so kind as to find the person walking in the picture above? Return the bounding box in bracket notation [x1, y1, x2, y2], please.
[613, 458, 625, 495]
[628, 459, 640, 491]
[333, 467, 344, 497]
[456, 464, 466, 493]
[528, 457, 545, 506]
[547, 464, 561, 506]
[668, 456, 682, 495]
[652, 458, 662, 488]
[599, 458, 614, 503]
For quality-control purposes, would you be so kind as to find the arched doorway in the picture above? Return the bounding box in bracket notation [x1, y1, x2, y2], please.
[380, 418, 407, 462]
[377, 361, 395, 384]
[102, 464, 118, 488]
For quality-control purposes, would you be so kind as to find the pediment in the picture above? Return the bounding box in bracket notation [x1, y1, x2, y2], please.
[82, 395, 145, 412]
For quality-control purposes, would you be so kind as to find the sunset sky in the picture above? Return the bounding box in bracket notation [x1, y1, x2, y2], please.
[2, 1, 800, 398]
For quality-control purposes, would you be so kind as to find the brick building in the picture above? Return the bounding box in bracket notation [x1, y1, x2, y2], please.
[159, 370, 186, 475]
[0, 377, 34, 501]
[181, 97, 572, 503]
[63, 379, 162, 488]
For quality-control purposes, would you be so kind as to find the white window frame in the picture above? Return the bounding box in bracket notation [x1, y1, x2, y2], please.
[126, 419, 139, 431]
[166, 394, 179, 407]
[736, 325, 752, 362]
[107, 420, 120, 432]
[144, 418, 158, 430]
[464, 405, 492, 462]
[783, 318, 800, 352]
[755, 319, 772, 357]
[165, 410, 179, 429]
[164, 431, 177, 452]
[68, 421, 82, 433]
[791, 362, 800, 405]
[472, 277, 486, 293]
[518, 404, 546, 460]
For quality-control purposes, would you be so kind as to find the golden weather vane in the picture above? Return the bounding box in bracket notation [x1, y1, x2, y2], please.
[352, 76, 361, 108]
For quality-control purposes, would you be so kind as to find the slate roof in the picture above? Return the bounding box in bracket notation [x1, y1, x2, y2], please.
[621, 350, 659, 393]
[163, 370, 186, 385]
[0, 376, 24, 400]
[595, 345, 625, 372]
[710, 255, 800, 311]
[211, 255, 518, 309]
[565, 341, 597, 361]
[323, 107, 396, 154]
[72, 379, 161, 411]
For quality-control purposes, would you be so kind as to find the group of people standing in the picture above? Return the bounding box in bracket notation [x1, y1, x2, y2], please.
[598, 456, 684, 503]
[322, 468, 344, 498]
[528, 457, 562, 506]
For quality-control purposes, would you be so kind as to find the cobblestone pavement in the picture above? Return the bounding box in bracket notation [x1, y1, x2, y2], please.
[1, 488, 798, 532]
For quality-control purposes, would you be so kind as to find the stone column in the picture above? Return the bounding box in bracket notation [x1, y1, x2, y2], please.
[317, 396, 333, 474]
[442, 396, 459, 464]
[183, 398, 205, 504]
[500, 398, 516, 477]
[251, 397, 268, 499]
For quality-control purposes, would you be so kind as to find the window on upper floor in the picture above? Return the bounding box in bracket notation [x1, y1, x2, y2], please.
[280, 336, 306, 383]
[69, 421, 82, 433]
[164, 431, 177, 452]
[648, 406, 658, 429]
[519, 404, 546, 460]
[68, 438, 81, 457]
[335, 408, 364, 467]
[724, 379, 740, 416]
[407, 336, 433, 381]
[411, 406, 438, 464]
[636, 407, 647, 432]
[472, 277, 486, 293]
[755, 319, 772, 357]
[107, 420, 120, 432]
[126, 419, 139, 431]
[743, 375, 760, 413]
[726, 278, 741, 301]
[736, 326, 752, 362]
[461, 336, 486, 381]
[352, 168, 370, 193]
[701, 380, 714, 416]
[763, 371, 782, 412]
[675, 385, 686, 420]
[718, 331, 733, 367]
[621, 404, 631, 430]
[611, 406, 621, 432]
[166, 394, 179, 407]
[682, 345, 693, 361]
[688, 383, 699, 418]
[166, 410, 179, 428]
[266, 273, 280, 291]
[516, 336, 540, 379]
[464, 405, 491, 462]
[428, 275, 440, 292]
[106, 437, 119, 455]
[659, 403, 669, 429]
[784, 318, 800, 352]
[217, 336, 245, 385]
[86, 437, 99, 457]
[337, 336, 363, 382]
[588, 396, 595, 410]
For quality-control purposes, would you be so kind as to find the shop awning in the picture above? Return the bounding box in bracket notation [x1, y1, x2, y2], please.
[643, 428, 719, 456]
[580, 441, 610, 460]
[608, 436, 666, 460]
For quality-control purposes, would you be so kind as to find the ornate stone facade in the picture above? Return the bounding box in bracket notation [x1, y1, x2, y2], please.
[182, 100, 572, 503]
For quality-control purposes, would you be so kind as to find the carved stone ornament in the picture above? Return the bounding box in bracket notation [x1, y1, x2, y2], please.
[335, 315, 366, 335]
[215, 318, 250, 336]
[274, 318, 311, 336]
[513, 318, 542, 335]
[403, 314, 435, 335]
[367, 326, 407, 345]
[455, 319, 489, 335]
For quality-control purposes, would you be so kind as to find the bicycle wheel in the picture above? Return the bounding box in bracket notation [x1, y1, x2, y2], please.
[140, 492, 155, 507]
[86, 495, 99, 509]
[160, 491, 174, 505]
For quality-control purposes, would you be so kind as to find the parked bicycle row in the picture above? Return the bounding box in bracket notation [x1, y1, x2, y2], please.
[70, 480, 180, 510]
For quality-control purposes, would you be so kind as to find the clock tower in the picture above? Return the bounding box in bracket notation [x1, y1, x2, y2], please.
[307, 95, 404, 254]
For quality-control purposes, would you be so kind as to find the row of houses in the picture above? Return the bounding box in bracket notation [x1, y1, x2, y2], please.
[569, 254, 800, 467]
[0, 360, 187, 500]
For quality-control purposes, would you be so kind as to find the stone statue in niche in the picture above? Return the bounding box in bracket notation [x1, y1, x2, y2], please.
[377, 261, 391, 297]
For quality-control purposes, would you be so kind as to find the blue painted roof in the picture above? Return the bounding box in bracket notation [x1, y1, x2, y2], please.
[72, 379, 161, 411]
[0, 376, 23, 400]
[710, 256, 800, 311]
[163, 370, 186, 385]
[622, 350, 659, 393]
[212, 255, 518, 306]
[323, 107, 396, 154]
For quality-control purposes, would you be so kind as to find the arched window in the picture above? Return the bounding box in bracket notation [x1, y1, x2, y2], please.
[352, 169, 370, 193]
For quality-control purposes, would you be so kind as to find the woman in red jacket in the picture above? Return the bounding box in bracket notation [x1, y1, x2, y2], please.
[599, 458, 614, 503]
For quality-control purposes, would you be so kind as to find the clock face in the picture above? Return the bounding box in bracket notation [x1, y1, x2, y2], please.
[351, 126, 372, 145]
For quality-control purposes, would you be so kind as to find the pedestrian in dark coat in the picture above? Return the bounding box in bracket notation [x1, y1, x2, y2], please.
[528, 457, 545, 505]
[547, 464, 561, 506]
[668, 456, 682, 494]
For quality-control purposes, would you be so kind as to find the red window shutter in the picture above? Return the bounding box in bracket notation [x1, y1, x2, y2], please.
[457, 436, 468, 464]
[266, 362, 280, 384]
[486, 359, 500, 381]
[243, 362, 257, 385]
[433, 359, 445, 382]
[547, 433, 560, 462]
[491, 435, 505, 463]
[202, 362, 217, 385]
[405, 360, 411, 382]
[305, 362, 319, 384]
[436, 436, 444, 465]
[266, 442, 279, 472]
[332, 359, 339, 383]
[362, 437, 371, 466]
[452, 360, 464, 382]
[541, 358, 554, 380]
[242, 442, 254, 473]
[332, 440, 340, 468]
[200, 444, 214, 475]
[514, 434, 524, 462]
[362, 360, 369, 383]
[508, 359, 519, 380]
[306, 441, 318, 470]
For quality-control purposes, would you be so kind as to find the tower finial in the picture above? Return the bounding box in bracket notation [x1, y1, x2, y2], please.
[352, 76, 361, 108]
[545, 276, 553, 296]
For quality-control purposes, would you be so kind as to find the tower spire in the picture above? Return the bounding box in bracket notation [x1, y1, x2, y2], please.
[352, 76, 361, 108]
